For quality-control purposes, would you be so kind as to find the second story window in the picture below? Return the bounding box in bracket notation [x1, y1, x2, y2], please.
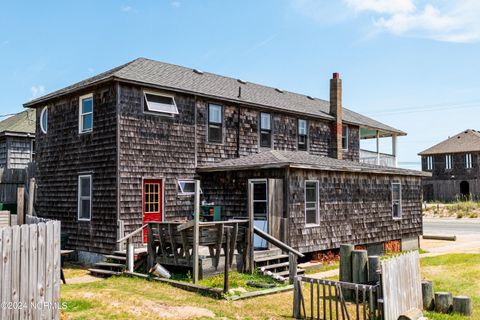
[40, 106, 48, 134]
[392, 182, 402, 219]
[445, 154, 452, 170]
[465, 153, 473, 169]
[208, 104, 223, 143]
[259, 112, 272, 148]
[298, 119, 308, 151]
[79, 93, 93, 134]
[143, 91, 178, 116]
[426, 156, 433, 170]
[342, 126, 348, 150]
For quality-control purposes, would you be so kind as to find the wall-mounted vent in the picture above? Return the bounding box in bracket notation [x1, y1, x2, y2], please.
[275, 88, 284, 93]
[307, 95, 314, 100]
[193, 69, 204, 75]
[237, 79, 247, 84]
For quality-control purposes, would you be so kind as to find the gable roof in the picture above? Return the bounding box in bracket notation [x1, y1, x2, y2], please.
[23, 58, 405, 136]
[0, 109, 36, 137]
[198, 150, 429, 177]
[418, 129, 480, 156]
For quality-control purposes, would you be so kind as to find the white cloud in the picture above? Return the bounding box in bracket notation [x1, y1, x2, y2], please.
[344, 0, 415, 14]
[31, 85, 46, 99]
[121, 5, 132, 12]
[171, 1, 181, 8]
[291, 0, 480, 43]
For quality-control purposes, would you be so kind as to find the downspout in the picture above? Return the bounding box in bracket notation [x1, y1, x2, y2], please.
[236, 104, 240, 158]
[194, 95, 198, 168]
[115, 81, 123, 250]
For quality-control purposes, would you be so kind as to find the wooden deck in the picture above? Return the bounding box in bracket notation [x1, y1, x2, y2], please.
[146, 220, 249, 273]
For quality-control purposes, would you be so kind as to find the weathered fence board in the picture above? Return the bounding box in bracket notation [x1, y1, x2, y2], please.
[381, 251, 422, 320]
[0, 220, 61, 319]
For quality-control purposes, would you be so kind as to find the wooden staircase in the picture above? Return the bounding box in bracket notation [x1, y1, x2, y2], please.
[89, 248, 147, 277]
[254, 248, 305, 280]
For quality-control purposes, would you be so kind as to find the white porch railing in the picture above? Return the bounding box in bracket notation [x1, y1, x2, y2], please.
[360, 149, 396, 167]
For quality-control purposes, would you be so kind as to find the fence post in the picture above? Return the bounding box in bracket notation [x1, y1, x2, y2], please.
[293, 276, 301, 318]
[289, 252, 297, 285]
[127, 238, 134, 273]
[16, 186, 25, 225]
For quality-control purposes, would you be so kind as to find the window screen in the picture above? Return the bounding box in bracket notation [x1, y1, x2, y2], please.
[305, 181, 319, 224]
[78, 175, 92, 220]
[392, 182, 402, 219]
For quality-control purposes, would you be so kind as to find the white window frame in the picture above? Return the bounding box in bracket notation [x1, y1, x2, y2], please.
[79, 93, 94, 134]
[342, 126, 348, 150]
[304, 180, 319, 226]
[445, 154, 452, 170]
[177, 179, 201, 196]
[143, 90, 178, 116]
[392, 182, 402, 219]
[40, 106, 48, 134]
[298, 119, 308, 151]
[465, 153, 473, 169]
[259, 112, 272, 148]
[207, 103, 223, 144]
[426, 156, 433, 171]
[78, 175, 92, 221]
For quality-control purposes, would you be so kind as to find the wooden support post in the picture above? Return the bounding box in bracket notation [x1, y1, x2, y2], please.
[340, 244, 354, 300]
[223, 227, 231, 294]
[288, 252, 297, 285]
[368, 255, 380, 283]
[352, 250, 368, 284]
[27, 178, 35, 216]
[435, 292, 453, 313]
[422, 280, 435, 311]
[16, 186, 24, 225]
[147, 224, 155, 271]
[247, 181, 254, 273]
[192, 180, 200, 284]
[127, 239, 134, 273]
[292, 276, 301, 318]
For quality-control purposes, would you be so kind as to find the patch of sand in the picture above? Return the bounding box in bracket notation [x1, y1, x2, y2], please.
[66, 275, 103, 284]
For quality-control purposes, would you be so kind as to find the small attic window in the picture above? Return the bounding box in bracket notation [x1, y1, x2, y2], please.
[237, 79, 247, 84]
[275, 88, 284, 93]
[193, 69, 204, 75]
[143, 91, 178, 116]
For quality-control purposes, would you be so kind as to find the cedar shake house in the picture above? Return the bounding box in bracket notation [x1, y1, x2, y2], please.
[419, 129, 480, 201]
[24, 58, 428, 262]
[0, 109, 36, 169]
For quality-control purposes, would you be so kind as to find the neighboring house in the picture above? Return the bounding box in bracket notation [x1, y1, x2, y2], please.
[419, 129, 480, 201]
[0, 109, 36, 169]
[23, 58, 427, 261]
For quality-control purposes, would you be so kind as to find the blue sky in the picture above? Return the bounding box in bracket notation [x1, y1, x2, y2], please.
[2, 0, 480, 169]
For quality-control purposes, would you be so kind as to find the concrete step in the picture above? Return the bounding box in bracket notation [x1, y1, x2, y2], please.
[94, 262, 125, 270]
[104, 255, 127, 262]
[88, 268, 122, 277]
[254, 254, 288, 264]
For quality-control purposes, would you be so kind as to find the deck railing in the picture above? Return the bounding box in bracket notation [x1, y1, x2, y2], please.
[360, 149, 396, 167]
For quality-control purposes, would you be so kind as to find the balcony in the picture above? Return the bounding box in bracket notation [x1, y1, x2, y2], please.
[360, 149, 396, 167]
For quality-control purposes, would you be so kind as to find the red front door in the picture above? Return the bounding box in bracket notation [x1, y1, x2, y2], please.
[143, 179, 163, 243]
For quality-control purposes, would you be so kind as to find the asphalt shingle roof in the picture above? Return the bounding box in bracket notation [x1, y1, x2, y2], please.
[24, 58, 404, 136]
[197, 150, 429, 177]
[0, 109, 36, 135]
[418, 129, 480, 155]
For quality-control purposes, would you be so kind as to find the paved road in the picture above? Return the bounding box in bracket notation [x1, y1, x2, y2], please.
[423, 218, 480, 235]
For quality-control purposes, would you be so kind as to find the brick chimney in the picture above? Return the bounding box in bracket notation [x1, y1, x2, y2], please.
[330, 72, 343, 160]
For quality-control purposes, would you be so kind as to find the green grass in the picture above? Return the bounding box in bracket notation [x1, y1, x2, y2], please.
[421, 254, 480, 320]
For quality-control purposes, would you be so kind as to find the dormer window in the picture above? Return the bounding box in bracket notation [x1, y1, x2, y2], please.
[79, 93, 93, 134]
[144, 91, 178, 116]
[259, 112, 272, 148]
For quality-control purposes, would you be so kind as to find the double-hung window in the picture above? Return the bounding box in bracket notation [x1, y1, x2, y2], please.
[298, 119, 308, 151]
[305, 181, 319, 225]
[445, 154, 453, 170]
[78, 175, 92, 221]
[392, 182, 402, 219]
[465, 153, 473, 169]
[208, 104, 223, 143]
[426, 156, 433, 171]
[259, 112, 272, 148]
[79, 94, 93, 133]
[342, 126, 348, 150]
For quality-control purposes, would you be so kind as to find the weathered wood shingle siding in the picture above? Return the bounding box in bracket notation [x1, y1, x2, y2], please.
[343, 125, 360, 161]
[118, 85, 197, 237]
[7, 137, 33, 169]
[0, 138, 6, 167]
[34, 84, 118, 254]
[288, 169, 422, 253]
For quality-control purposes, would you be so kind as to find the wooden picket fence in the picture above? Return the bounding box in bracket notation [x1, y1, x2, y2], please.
[0, 220, 61, 320]
[380, 251, 422, 320]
